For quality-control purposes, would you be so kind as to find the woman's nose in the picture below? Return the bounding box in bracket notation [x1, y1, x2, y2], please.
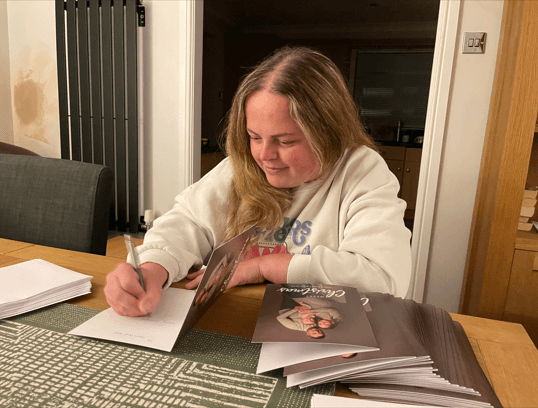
[260, 141, 278, 161]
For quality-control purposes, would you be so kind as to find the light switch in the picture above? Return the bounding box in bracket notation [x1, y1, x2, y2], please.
[463, 32, 487, 54]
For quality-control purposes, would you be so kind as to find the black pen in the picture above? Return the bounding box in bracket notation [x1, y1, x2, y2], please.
[124, 234, 146, 291]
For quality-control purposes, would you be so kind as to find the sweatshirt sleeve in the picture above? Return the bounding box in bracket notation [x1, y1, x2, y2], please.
[128, 159, 232, 288]
[286, 148, 412, 298]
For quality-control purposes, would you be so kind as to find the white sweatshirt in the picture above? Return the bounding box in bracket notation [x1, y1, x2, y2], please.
[135, 146, 412, 298]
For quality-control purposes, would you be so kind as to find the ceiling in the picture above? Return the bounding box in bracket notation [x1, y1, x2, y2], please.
[205, 0, 440, 30]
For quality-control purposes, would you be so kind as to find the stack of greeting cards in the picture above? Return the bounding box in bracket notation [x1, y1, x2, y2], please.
[252, 284, 502, 408]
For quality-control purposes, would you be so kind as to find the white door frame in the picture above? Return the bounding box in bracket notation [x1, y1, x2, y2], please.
[181, 0, 203, 187]
[408, 0, 461, 301]
[184, 0, 462, 302]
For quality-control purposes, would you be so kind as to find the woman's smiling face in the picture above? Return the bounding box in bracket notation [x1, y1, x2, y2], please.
[246, 90, 321, 189]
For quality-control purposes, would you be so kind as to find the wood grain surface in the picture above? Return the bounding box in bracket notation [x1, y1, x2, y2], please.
[1, 239, 537, 406]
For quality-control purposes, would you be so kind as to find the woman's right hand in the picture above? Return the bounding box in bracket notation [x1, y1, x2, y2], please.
[104, 262, 168, 317]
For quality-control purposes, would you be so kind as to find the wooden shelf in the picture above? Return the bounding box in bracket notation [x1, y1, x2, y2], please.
[515, 229, 538, 251]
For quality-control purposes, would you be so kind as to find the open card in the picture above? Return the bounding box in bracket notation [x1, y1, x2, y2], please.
[69, 225, 257, 351]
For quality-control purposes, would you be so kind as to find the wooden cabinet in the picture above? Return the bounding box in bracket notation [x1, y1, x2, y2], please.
[503, 231, 538, 345]
[378, 145, 422, 218]
[465, 128, 538, 346]
[502, 130, 538, 345]
[385, 159, 404, 187]
[460, 0, 538, 328]
[379, 146, 405, 187]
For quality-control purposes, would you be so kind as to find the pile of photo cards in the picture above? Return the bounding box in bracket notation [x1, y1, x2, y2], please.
[252, 284, 502, 408]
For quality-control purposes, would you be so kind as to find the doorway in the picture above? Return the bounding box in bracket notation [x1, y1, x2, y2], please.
[199, 0, 455, 302]
[201, 0, 440, 182]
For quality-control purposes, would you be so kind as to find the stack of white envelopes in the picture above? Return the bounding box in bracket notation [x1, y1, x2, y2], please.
[0, 259, 92, 319]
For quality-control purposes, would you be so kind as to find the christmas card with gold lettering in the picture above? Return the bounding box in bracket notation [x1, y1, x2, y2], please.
[253, 285, 502, 408]
[252, 283, 380, 373]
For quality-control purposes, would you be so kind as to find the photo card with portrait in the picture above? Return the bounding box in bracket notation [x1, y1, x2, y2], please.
[252, 283, 378, 347]
[180, 224, 258, 334]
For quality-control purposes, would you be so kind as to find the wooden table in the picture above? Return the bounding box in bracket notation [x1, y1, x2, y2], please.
[2, 237, 538, 407]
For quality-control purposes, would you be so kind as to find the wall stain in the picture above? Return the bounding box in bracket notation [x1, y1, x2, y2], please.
[12, 46, 58, 145]
[14, 76, 44, 127]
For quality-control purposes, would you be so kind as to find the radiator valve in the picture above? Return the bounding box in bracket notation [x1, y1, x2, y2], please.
[143, 209, 154, 231]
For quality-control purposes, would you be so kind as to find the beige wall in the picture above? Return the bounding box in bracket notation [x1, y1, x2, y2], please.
[7, 0, 61, 158]
[423, 0, 504, 312]
[0, 1, 14, 144]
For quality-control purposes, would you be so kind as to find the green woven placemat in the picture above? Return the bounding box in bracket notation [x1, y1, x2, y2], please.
[1, 303, 334, 407]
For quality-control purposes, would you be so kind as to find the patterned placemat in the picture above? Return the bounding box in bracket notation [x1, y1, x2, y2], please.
[1, 303, 334, 407]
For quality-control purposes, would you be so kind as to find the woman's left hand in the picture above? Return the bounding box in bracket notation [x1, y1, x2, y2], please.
[185, 269, 205, 289]
[185, 253, 293, 290]
[225, 258, 265, 288]
[184, 259, 263, 290]
[227, 253, 293, 289]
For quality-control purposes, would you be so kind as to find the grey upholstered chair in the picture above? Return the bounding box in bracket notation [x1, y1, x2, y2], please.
[0, 154, 114, 255]
[0, 142, 40, 156]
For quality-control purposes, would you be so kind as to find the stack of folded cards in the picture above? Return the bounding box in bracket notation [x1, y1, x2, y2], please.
[0, 259, 92, 319]
[253, 284, 502, 408]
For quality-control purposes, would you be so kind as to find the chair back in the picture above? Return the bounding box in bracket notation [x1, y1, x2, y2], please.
[0, 142, 40, 156]
[0, 154, 113, 255]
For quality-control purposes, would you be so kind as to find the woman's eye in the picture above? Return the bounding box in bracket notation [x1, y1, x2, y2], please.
[280, 140, 295, 145]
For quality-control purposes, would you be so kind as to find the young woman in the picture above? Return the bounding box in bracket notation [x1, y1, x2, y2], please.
[104, 46, 412, 317]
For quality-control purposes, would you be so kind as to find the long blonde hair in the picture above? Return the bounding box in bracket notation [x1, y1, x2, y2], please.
[222, 46, 375, 242]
